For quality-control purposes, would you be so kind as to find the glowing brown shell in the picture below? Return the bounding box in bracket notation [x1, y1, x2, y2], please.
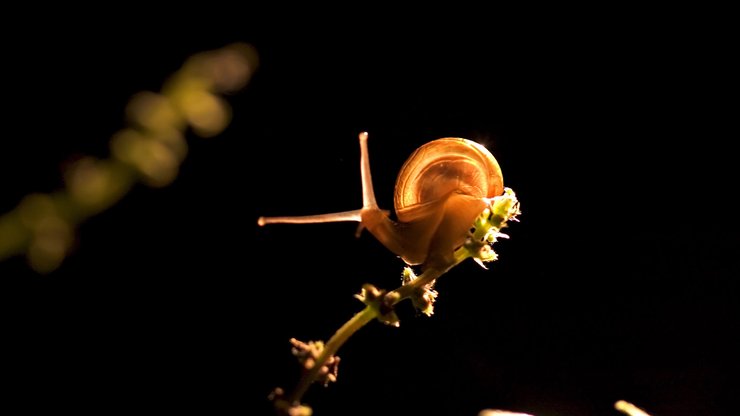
[394, 138, 503, 220]
[380, 138, 504, 268]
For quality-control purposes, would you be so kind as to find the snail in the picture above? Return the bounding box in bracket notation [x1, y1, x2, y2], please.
[258, 132, 517, 272]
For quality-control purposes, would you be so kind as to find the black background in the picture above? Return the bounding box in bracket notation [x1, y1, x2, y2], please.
[1, 13, 737, 416]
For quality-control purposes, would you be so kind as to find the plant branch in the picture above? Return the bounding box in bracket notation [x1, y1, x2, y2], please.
[288, 306, 377, 404]
[279, 188, 520, 412]
[284, 262, 462, 407]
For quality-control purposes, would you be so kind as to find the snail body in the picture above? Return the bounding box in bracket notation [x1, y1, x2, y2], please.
[258, 132, 506, 271]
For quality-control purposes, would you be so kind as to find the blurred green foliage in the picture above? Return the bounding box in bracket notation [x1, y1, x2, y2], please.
[0, 43, 258, 273]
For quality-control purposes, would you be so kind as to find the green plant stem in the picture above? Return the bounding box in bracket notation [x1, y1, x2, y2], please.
[288, 306, 378, 404]
[280, 190, 519, 411]
[390, 248, 472, 302]
[286, 253, 474, 406]
[390, 268, 443, 301]
[289, 256, 473, 406]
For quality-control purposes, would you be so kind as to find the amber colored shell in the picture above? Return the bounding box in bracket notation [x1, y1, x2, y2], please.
[393, 138, 504, 222]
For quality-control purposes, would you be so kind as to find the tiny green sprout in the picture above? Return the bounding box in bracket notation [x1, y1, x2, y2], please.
[455, 187, 520, 268]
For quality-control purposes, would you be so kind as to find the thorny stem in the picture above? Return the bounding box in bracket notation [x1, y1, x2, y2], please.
[391, 243, 474, 302]
[283, 188, 519, 409]
[288, 306, 377, 404]
[286, 254, 469, 406]
[390, 267, 451, 302]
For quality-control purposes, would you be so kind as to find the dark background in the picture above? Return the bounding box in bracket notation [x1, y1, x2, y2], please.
[1, 14, 737, 416]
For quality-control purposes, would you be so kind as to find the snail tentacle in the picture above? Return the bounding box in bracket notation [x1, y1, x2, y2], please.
[358, 132, 378, 209]
[256, 132, 391, 230]
[257, 209, 363, 226]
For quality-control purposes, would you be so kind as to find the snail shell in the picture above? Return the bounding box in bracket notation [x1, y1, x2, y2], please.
[394, 138, 503, 219]
[368, 138, 503, 269]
